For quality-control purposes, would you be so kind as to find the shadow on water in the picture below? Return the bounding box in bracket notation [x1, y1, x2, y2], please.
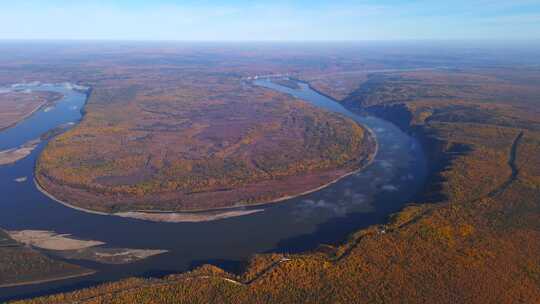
[272, 200, 397, 254]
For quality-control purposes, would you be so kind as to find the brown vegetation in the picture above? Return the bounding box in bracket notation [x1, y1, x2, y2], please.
[1, 44, 539, 302]
[15, 66, 540, 304]
[35, 79, 372, 212]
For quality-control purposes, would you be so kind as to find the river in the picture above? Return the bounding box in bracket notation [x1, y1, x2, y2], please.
[0, 80, 427, 301]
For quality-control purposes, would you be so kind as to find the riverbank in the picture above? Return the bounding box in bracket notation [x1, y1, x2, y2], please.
[7, 229, 169, 265]
[8, 230, 105, 251]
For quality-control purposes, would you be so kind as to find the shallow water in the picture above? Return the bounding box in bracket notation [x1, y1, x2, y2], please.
[0, 80, 427, 301]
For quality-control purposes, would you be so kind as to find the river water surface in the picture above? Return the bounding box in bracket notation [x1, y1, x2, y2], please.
[0, 80, 427, 301]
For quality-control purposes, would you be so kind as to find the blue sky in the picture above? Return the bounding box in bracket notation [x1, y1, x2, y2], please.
[1, 0, 539, 41]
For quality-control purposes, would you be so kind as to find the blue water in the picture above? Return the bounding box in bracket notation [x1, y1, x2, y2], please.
[0, 84, 85, 150]
[0, 80, 427, 301]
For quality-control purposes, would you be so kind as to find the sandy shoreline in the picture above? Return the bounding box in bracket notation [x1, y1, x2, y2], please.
[7, 229, 169, 265]
[34, 179, 111, 216]
[114, 209, 265, 222]
[8, 230, 105, 251]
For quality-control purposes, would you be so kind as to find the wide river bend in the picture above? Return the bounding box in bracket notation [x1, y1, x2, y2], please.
[0, 80, 427, 301]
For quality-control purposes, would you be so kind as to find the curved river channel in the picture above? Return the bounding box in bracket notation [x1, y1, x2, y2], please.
[0, 80, 427, 300]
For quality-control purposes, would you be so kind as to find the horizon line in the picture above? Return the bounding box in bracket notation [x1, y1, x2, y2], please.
[0, 38, 539, 44]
